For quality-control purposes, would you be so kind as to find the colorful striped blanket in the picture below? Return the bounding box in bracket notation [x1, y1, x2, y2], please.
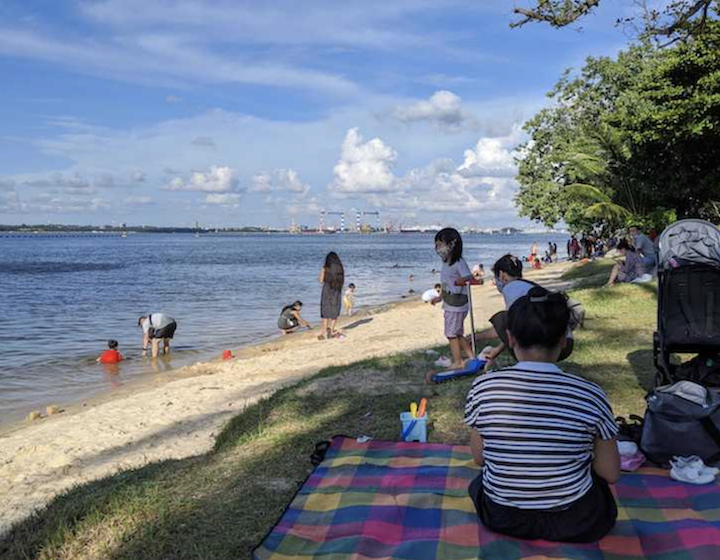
[253, 436, 720, 559]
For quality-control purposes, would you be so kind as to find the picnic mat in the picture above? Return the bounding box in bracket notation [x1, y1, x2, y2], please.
[253, 436, 720, 559]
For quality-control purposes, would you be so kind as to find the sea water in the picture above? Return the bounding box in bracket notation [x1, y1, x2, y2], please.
[0, 232, 566, 424]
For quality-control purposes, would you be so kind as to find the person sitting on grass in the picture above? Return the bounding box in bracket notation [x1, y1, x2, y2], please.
[471, 254, 574, 371]
[604, 239, 645, 287]
[278, 301, 312, 334]
[464, 286, 620, 543]
[97, 339, 123, 363]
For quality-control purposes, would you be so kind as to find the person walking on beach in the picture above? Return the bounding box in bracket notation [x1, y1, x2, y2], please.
[138, 313, 177, 358]
[433, 228, 474, 370]
[318, 252, 344, 340]
[278, 301, 312, 334]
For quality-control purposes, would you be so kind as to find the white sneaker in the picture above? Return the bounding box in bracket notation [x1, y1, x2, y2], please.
[434, 356, 452, 368]
[670, 465, 716, 485]
[671, 455, 719, 477]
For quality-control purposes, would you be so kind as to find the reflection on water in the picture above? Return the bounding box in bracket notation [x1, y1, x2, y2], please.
[0, 232, 566, 424]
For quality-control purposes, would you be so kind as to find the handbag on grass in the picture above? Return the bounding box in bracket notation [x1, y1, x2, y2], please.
[641, 381, 720, 465]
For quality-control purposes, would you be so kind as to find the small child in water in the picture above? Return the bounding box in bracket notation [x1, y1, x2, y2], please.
[344, 283, 356, 316]
[97, 340, 123, 364]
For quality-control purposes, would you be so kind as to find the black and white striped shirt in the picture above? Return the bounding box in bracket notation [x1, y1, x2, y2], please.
[464, 362, 617, 510]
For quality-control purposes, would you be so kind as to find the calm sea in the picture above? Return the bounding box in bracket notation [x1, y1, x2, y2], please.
[0, 232, 566, 424]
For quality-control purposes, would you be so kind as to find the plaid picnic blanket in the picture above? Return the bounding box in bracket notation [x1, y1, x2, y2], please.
[253, 436, 720, 560]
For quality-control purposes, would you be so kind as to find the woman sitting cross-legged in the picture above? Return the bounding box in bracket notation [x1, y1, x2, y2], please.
[604, 239, 644, 287]
[464, 287, 620, 543]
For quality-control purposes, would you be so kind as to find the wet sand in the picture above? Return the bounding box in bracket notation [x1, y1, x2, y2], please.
[0, 261, 574, 536]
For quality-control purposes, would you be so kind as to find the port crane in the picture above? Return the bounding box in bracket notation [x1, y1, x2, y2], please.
[319, 211, 346, 232]
[355, 210, 381, 232]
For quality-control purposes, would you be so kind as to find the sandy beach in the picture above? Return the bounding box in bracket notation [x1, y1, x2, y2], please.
[0, 262, 573, 536]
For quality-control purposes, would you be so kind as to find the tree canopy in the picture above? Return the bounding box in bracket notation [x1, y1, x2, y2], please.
[512, 1, 718, 45]
[515, 20, 720, 233]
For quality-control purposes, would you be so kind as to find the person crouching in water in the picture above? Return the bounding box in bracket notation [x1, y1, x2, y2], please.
[433, 228, 474, 370]
[138, 313, 177, 358]
[464, 287, 620, 542]
[278, 301, 312, 334]
[97, 339, 123, 363]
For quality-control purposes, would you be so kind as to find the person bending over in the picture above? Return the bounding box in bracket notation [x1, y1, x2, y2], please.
[464, 287, 620, 542]
[278, 301, 312, 334]
[473, 254, 574, 370]
[138, 313, 177, 358]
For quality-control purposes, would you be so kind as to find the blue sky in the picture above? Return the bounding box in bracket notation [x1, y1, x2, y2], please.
[0, 0, 634, 228]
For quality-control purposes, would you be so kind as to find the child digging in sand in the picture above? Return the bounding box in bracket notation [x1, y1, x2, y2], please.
[432, 228, 474, 370]
[464, 286, 620, 542]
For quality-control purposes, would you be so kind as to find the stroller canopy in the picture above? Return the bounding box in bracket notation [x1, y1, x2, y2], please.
[658, 219, 720, 270]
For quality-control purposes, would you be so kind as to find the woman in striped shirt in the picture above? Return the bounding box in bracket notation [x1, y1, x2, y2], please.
[464, 286, 620, 542]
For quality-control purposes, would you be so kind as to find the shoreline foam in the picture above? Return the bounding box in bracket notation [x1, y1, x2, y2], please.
[0, 262, 573, 536]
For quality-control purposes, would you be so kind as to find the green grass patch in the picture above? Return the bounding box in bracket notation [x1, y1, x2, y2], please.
[0, 280, 658, 560]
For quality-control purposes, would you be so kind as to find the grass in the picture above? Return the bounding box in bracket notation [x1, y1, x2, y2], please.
[0, 264, 658, 560]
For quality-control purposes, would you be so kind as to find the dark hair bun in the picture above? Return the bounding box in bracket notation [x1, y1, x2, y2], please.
[492, 254, 523, 278]
[507, 287, 569, 349]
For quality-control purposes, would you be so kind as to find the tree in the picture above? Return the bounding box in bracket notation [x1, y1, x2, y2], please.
[512, 1, 718, 45]
[515, 22, 720, 232]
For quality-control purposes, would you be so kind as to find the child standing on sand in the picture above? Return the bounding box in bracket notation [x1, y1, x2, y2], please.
[97, 340, 123, 363]
[432, 228, 474, 369]
[344, 283, 356, 316]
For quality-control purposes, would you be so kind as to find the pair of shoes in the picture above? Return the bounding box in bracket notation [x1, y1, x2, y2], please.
[672, 456, 719, 476]
[670, 456, 718, 484]
[434, 356, 452, 368]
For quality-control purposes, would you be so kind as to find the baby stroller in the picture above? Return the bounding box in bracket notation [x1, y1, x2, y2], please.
[653, 219, 720, 386]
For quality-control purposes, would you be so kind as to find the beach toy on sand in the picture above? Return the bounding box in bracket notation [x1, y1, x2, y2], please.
[222, 350, 233, 360]
[428, 277, 486, 384]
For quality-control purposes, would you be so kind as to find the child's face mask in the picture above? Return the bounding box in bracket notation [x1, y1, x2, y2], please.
[435, 241, 454, 262]
[494, 274, 505, 293]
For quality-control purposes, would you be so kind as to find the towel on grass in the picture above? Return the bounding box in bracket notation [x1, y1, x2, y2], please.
[253, 436, 720, 560]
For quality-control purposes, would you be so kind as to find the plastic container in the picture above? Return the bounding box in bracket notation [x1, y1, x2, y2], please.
[400, 412, 427, 442]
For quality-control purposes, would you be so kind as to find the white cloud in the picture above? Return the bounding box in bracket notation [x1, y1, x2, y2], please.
[457, 135, 518, 178]
[330, 128, 398, 194]
[125, 195, 154, 206]
[204, 193, 241, 206]
[327, 126, 523, 216]
[0, 27, 359, 96]
[191, 136, 216, 148]
[250, 169, 310, 196]
[132, 171, 147, 183]
[165, 94, 182, 104]
[165, 166, 240, 193]
[392, 91, 476, 131]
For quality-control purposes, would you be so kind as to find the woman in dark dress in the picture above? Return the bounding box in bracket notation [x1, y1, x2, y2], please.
[319, 252, 344, 340]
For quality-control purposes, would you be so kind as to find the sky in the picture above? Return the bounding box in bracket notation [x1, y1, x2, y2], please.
[0, 0, 636, 229]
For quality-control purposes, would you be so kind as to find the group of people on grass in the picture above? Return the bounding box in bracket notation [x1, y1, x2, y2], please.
[432, 227, 619, 542]
[604, 225, 657, 287]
